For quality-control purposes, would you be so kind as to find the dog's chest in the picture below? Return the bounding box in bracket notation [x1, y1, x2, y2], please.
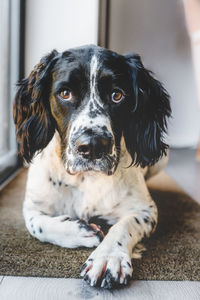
[61, 173, 118, 220]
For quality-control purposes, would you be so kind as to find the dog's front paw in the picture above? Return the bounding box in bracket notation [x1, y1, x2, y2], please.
[80, 246, 133, 288]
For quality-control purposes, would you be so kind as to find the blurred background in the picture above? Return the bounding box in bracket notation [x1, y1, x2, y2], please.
[0, 0, 200, 198]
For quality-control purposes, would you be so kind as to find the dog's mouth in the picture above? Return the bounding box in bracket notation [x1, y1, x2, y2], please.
[65, 153, 118, 176]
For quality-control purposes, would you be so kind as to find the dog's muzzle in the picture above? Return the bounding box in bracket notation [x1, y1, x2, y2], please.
[66, 129, 117, 175]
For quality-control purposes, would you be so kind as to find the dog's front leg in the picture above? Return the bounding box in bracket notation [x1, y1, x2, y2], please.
[80, 201, 157, 288]
[23, 206, 104, 248]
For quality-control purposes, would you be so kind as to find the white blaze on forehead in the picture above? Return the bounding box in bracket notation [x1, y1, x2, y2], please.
[90, 56, 98, 82]
[90, 55, 98, 99]
[89, 55, 104, 109]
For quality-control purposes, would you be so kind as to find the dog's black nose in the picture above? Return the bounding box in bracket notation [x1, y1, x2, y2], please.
[76, 135, 112, 160]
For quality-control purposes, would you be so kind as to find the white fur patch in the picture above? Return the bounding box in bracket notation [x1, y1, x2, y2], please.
[89, 55, 103, 108]
[90, 55, 98, 98]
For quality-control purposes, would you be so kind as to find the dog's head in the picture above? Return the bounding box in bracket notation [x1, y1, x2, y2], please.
[13, 45, 171, 175]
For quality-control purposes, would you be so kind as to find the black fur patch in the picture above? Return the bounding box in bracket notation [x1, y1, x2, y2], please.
[61, 217, 70, 222]
[13, 50, 58, 163]
[83, 274, 91, 285]
[143, 217, 150, 223]
[77, 219, 103, 241]
[124, 274, 131, 285]
[88, 215, 112, 235]
[151, 220, 156, 230]
[77, 219, 92, 231]
[134, 217, 140, 224]
[80, 262, 87, 273]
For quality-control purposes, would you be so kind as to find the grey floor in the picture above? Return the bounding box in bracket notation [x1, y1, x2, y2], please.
[0, 148, 200, 300]
[0, 277, 200, 300]
[165, 148, 200, 203]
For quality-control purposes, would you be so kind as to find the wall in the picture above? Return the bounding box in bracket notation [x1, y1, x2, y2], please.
[109, 0, 200, 148]
[25, 0, 99, 75]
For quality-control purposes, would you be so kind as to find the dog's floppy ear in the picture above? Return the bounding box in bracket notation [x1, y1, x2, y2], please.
[123, 53, 171, 167]
[13, 50, 59, 163]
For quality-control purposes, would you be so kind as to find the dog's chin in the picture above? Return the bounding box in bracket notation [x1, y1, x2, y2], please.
[66, 158, 117, 176]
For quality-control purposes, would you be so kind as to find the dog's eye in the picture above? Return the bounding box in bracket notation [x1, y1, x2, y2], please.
[59, 89, 72, 100]
[111, 90, 124, 103]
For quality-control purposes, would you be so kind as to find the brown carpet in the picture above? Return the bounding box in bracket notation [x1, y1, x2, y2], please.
[0, 169, 199, 280]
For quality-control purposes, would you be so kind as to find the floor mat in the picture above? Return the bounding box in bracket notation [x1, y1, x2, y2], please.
[0, 169, 199, 280]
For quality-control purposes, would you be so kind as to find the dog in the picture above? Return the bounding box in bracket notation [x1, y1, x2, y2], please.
[13, 45, 171, 289]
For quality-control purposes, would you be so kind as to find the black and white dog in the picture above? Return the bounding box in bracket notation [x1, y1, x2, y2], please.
[13, 45, 171, 289]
